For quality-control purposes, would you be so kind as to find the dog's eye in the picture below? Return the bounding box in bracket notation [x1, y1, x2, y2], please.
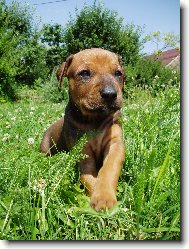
[79, 70, 91, 78]
[115, 70, 123, 77]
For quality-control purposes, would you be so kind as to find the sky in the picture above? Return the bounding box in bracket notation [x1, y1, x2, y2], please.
[6, 0, 180, 54]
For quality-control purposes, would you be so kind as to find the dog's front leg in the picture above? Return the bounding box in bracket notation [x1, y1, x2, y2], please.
[90, 126, 125, 211]
[79, 149, 98, 196]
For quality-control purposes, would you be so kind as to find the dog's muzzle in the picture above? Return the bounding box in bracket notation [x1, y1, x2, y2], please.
[100, 86, 117, 102]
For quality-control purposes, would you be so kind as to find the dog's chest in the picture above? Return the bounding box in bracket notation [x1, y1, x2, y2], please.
[86, 126, 111, 167]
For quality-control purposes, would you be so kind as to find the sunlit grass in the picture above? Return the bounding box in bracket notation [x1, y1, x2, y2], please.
[0, 85, 180, 240]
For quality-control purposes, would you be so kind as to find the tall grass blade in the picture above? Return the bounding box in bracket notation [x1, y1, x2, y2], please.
[150, 132, 178, 201]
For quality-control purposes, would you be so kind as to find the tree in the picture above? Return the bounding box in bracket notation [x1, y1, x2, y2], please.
[16, 32, 48, 85]
[62, 3, 143, 65]
[0, 0, 48, 100]
[41, 23, 65, 71]
[144, 31, 180, 55]
[0, 0, 22, 100]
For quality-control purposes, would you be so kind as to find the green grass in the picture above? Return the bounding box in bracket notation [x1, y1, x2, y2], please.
[0, 85, 180, 240]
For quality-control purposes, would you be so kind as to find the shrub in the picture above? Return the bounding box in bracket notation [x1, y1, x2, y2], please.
[0, 1, 21, 100]
[0, 0, 48, 100]
[125, 58, 180, 97]
[62, 3, 143, 65]
[40, 23, 65, 71]
[15, 35, 49, 86]
[39, 69, 69, 103]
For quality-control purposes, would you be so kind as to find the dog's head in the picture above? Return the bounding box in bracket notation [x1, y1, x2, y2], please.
[57, 48, 125, 117]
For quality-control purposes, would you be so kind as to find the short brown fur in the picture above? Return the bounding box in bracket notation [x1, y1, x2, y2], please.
[40, 48, 125, 211]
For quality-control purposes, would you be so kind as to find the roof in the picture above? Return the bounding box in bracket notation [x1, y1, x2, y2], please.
[165, 54, 180, 70]
[146, 48, 180, 70]
[158, 48, 180, 65]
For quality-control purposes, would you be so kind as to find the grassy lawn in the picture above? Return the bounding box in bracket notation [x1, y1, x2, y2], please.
[0, 85, 180, 240]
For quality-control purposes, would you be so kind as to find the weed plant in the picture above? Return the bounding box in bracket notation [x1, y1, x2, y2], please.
[0, 83, 180, 240]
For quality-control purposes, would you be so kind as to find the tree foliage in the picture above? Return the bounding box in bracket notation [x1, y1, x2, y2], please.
[0, 0, 48, 100]
[61, 3, 143, 65]
[0, 0, 180, 102]
[40, 3, 143, 67]
[144, 31, 180, 55]
[41, 23, 65, 71]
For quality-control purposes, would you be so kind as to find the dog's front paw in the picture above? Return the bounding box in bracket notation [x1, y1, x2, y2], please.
[90, 190, 117, 212]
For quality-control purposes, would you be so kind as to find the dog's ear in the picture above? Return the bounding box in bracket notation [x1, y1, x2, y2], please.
[117, 55, 126, 83]
[56, 55, 73, 91]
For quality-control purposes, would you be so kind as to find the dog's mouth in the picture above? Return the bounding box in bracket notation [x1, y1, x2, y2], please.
[81, 101, 121, 116]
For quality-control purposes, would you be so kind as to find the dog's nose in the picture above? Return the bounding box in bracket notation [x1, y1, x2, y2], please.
[100, 86, 117, 101]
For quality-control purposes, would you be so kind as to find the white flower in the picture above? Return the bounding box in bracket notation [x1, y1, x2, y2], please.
[11, 116, 16, 121]
[27, 137, 35, 145]
[33, 179, 46, 192]
[6, 122, 11, 129]
[2, 133, 10, 142]
[30, 106, 35, 111]
[154, 75, 159, 79]
[29, 111, 34, 116]
[15, 108, 22, 113]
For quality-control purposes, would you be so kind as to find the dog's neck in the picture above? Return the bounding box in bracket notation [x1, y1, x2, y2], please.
[65, 98, 121, 132]
[62, 98, 121, 150]
[66, 98, 104, 125]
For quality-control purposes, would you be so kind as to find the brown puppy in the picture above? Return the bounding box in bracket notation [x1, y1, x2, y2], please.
[40, 48, 125, 211]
